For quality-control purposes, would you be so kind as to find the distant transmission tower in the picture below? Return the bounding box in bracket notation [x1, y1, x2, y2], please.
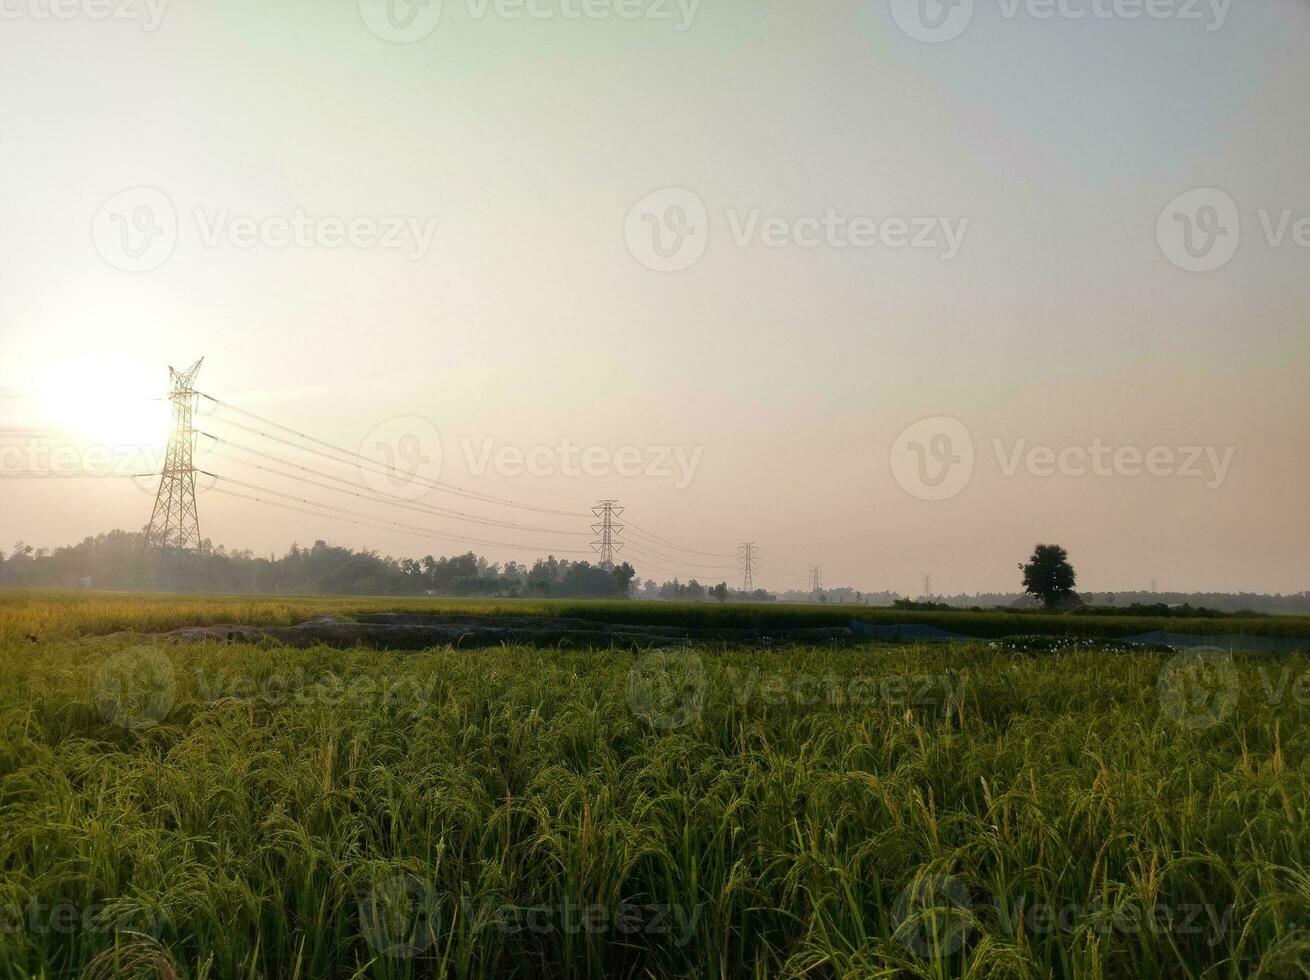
[591, 500, 625, 568]
[809, 564, 823, 595]
[738, 543, 758, 592]
[136, 358, 204, 591]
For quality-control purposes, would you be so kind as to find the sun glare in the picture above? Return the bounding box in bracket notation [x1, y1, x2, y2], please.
[35, 355, 172, 448]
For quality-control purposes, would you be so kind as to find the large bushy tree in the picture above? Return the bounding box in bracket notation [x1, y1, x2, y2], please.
[1019, 544, 1079, 609]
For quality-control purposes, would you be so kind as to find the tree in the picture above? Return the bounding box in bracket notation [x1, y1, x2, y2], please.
[610, 562, 637, 598]
[1019, 544, 1079, 609]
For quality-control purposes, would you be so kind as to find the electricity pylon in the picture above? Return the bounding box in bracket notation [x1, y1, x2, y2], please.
[809, 565, 823, 596]
[591, 500, 624, 568]
[136, 358, 204, 591]
[738, 543, 758, 592]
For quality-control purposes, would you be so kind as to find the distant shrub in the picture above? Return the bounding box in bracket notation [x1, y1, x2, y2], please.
[893, 599, 956, 612]
[1071, 602, 1266, 620]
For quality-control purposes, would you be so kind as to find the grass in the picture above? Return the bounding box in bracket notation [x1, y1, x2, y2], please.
[1, 594, 1309, 978]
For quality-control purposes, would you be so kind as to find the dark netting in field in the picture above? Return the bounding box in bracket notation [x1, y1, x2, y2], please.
[1121, 631, 1310, 654]
[850, 622, 1310, 654]
[849, 622, 978, 643]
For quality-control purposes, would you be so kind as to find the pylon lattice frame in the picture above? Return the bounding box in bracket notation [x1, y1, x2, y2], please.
[137, 358, 204, 590]
[738, 543, 758, 592]
[591, 500, 625, 568]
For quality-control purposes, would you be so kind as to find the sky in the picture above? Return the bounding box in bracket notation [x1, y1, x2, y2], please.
[1, 0, 1308, 596]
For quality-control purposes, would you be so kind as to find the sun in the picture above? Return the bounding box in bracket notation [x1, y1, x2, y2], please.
[35, 355, 172, 448]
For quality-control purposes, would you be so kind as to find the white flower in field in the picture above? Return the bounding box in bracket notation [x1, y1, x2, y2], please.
[92, 646, 176, 730]
[1157, 647, 1240, 730]
[626, 650, 707, 730]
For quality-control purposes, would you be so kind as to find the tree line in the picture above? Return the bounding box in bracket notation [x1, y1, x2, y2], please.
[0, 531, 642, 598]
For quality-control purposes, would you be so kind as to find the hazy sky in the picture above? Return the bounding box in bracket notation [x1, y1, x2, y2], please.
[2, 0, 1308, 595]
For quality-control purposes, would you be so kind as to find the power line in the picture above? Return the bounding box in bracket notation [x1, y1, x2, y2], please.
[0, 471, 159, 480]
[620, 538, 736, 571]
[624, 556, 733, 581]
[624, 553, 730, 582]
[199, 392, 588, 518]
[760, 561, 809, 584]
[197, 392, 762, 568]
[624, 522, 736, 559]
[208, 486, 588, 558]
[200, 471, 594, 555]
[207, 412, 583, 519]
[199, 433, 588, 537]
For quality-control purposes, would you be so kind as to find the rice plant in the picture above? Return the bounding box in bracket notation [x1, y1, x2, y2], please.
[1, 596, 1308, 978]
